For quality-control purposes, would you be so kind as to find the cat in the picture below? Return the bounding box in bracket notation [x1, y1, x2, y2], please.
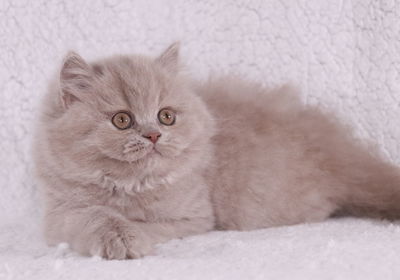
[33, 42, 400, 259]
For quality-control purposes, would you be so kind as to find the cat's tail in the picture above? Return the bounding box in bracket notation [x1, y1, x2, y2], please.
[333, 144, 400, 220]
[305, 108, 400, 220]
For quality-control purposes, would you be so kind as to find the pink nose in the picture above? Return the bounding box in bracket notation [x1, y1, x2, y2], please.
[142, 131, 161, 143]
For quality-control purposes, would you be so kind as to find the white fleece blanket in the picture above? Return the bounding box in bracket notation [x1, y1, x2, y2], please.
[1, 0, 400, 279]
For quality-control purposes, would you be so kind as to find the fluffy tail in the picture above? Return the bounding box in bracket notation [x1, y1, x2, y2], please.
[336, 155, 400, 220]
[302, 109, 400, 220]
[321, 127, 400, 220]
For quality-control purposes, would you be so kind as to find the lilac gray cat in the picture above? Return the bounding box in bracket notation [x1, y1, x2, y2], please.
[33, 43, 400, 259]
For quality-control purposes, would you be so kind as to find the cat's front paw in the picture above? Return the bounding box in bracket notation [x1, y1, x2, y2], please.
[91, 225, 153, 260]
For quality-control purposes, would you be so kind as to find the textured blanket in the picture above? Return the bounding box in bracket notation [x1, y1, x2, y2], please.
[1, 0, 400, 279]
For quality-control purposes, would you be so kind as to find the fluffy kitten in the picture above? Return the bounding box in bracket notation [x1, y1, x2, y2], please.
[33, 43, 400, 259]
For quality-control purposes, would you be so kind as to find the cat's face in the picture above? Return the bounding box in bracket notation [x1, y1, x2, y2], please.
[45, 44, 214, 187]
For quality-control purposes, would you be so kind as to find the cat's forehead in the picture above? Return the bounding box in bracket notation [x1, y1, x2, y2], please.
[104, 55, 166, 92]
[95, 55, 175, 112]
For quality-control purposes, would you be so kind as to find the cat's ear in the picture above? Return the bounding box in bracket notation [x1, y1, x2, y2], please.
[156, 42, 180, 74]
[59, 51, 93, 109]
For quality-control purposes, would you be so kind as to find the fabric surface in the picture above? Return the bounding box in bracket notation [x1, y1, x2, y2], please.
[1, 0, 400, 279]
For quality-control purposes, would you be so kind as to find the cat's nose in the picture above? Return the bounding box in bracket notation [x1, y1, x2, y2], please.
[142, 131, 161, 144]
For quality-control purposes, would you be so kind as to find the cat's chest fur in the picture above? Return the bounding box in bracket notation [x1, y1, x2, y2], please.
[98, 176, 196, 223]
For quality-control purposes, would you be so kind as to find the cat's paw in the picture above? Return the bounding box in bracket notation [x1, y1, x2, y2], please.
[91, 225, 153, 260]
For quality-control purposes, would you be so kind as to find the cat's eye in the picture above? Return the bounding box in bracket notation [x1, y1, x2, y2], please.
[112, 111, 133, 130]
[158, 108, 176, 126]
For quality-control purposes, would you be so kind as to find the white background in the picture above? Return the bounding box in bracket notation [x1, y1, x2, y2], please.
[1, 1, 400, 279]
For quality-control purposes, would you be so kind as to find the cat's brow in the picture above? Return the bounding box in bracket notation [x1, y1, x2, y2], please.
[115, 71, 133, 108]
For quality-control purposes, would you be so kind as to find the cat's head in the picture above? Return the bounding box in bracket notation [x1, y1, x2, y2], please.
[41, 43, 214, 192]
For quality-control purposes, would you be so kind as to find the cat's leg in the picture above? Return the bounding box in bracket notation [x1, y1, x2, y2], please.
[45, 205, 213, 259]
[45, 205, 151, 259]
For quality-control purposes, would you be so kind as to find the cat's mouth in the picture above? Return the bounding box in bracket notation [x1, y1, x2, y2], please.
[125, 146, 159, 163]
[149, 147, 163, 156]
[99, 138, 174, 165]
[99, 142, 156, 164]
[121, 141, 165, 163]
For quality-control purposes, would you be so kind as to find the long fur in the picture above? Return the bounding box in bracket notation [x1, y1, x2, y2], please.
[33, 43, 400, 259]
